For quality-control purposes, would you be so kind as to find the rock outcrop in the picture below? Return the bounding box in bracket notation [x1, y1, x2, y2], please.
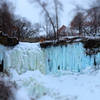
[0, 31, 19, 46]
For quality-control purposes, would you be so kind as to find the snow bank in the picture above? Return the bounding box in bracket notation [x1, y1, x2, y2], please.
[15, 88, 30, 100]
[9, 68, 100, 100]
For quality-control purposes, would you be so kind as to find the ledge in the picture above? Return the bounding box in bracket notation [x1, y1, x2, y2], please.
[0, 33, 19, 46]
[40, 36, 100, 48]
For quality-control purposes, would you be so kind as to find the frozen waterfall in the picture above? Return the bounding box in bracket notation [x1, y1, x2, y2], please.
[44, 43, 96, 73]
[0, 42, 100, 74]
[0, 42, 46, 74]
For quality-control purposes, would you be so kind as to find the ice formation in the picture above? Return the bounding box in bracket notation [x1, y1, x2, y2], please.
[44, 43, 100, 73]
[0, 42, 100, 74]
[0, 42, 46, 74]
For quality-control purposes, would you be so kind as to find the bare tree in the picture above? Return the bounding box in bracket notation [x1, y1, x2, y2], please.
[0, 0, 39, 41]
[30, 0, 63, 39]
[53, 0, 63, 38]
[0, 1, 15, 36]
[70, 12, 84, 35]
[42, 14, 52, 36]
[14, 18, 40, 40]
[85, 0, 100, 36]
[36, 0, 56, 36]
[70, 0, 100, 36]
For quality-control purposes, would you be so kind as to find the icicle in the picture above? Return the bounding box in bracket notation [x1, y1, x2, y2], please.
[45, 42, 100, 74]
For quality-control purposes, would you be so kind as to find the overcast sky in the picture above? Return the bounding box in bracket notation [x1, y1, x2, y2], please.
[10, 0, 94, 27]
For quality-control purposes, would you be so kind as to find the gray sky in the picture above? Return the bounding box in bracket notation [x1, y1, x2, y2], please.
[10, 0, 94, 26]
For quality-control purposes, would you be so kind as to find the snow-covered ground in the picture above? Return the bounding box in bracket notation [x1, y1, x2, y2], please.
[8, 67, 100, 100]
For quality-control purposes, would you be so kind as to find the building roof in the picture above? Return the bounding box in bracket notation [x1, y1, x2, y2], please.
[58, 25, 67, 34]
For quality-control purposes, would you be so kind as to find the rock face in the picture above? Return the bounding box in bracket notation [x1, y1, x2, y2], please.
[0, 31, 19, 46]
[0, 60, 3, 72]
[0, 77, 16, 100]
